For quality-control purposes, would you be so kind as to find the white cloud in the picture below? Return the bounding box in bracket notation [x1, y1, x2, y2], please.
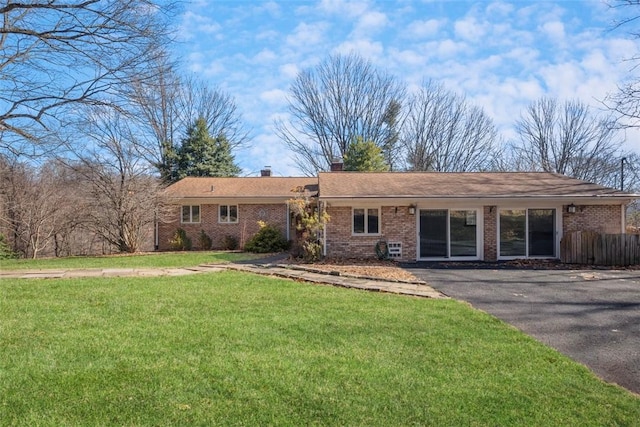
[286, 22, 329, 48]
[405, 19, 444, 39]
[334, 39, 384, 58]
[541, 21, 565, 42]
[318, 0, 369, 17]
[280, 63, 300, 79]
[253, 49, 278, 63]
[243, 132, 300, 177]
[454, 16, 486, 41]
[259, 1, 281, 16]
[180, 11, 221, 38]
[353, 10, 388, 36]
[259, 89, 288, 106]
[486, 1, 514, 17]
[430, 39, 468, 58]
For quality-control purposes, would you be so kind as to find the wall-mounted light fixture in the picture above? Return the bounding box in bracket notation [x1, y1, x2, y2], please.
[567, 203, 577, 214]
[408, 204, 416, 215]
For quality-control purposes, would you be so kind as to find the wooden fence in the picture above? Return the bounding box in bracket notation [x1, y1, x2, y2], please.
[560, 231, 640, 266]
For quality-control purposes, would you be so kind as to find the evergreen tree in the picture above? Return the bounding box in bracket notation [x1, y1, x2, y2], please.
[177, 117, 241, 179]
[343, 137, 389, 172]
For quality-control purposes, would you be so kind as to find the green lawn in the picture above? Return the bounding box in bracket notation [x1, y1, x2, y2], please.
[0, 251, 262, 270]
[1, 272, 638, 426]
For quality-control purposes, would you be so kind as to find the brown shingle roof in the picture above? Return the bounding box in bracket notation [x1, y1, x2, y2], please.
[165, 177, 318, 199]
[318, 172, 633, 199]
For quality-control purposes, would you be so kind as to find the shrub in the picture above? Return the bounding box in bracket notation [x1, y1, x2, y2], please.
[244, 222, 289, 253]
[220, 235, 239, 250]
[288, 189, 330, 262]
[302, 240, 323, 262]
[168, 228, 192, 251]
[0, 234, 17, 259]
[198, 230, 212, 250]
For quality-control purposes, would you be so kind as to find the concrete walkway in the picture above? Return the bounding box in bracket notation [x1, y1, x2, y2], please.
[227, 263, 445, 298]
[0, 263, 445, 299]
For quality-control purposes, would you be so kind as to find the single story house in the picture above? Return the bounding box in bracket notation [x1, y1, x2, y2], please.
[158, 170, 317, 250]
[158, 168, 638, 262]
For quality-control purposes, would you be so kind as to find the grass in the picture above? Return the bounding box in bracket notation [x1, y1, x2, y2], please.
[0, 251, 262, 270]
[1, 272, 638, 426]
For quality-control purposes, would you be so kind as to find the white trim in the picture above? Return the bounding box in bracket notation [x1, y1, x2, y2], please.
[497, 207, 559, 260]
[351, 206, 381, 236]
[181, 205, 201, 224]
[286, 201, 290, 240]
[218, 204, 239, 224]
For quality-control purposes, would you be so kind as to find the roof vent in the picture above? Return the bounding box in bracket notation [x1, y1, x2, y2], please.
[330, 159, 343, 172]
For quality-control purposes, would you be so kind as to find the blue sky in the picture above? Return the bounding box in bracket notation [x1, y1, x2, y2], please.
[175, 0, 640, 176]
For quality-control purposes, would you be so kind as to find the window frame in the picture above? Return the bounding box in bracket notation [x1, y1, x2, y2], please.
[417, 208, 480, 260]
[497, 208, 557, 259]
[181, 205, 201, 224]
[352, 207, 381, 236]
[218, 204, 239, 224]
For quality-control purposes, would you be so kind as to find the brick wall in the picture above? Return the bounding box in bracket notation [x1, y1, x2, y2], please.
[562, 204, 622, 234]
[483, 206, 497, 261]
[325, 205, 416, 262]
[158, 203, 290, 250]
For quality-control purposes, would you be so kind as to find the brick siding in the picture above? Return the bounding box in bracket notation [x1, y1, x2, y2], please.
[158, 203, 290, 250]
[483, 206, 497, 261]
[325, 205, 416, 262]
[562, 204, 622, 234]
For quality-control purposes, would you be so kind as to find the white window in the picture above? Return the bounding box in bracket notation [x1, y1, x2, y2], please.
[353, 207, 380, 235]
[181, 205, 200, 223]
[219, 205, 238, 223]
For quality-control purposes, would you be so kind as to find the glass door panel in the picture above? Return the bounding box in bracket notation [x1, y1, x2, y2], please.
[500, 209, 526, 256]
[419, 210, 447, 258]
[450, 210, 477, 257]
[529, 209, 555, 256]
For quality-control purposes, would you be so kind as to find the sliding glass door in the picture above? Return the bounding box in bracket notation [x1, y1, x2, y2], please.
[499, 208, 556, 258]
[419, 209, 478, 259]
[419, 210, 447, 257]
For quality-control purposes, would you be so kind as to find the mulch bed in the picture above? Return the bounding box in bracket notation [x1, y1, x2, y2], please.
[285, 258, 640, 281]
[406, 259, 640, 270]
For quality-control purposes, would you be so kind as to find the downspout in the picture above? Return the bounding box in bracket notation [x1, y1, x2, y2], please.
[154, 210, 159, 250]
[622, 204, 626, 234]
[318, 200, 327, 257]
[286, 201, 290, 241]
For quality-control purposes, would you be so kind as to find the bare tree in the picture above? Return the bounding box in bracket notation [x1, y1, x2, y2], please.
[512, 98, 625, 187]
[0, 158, 75, 258]
[127, 53, 250, 182]
[402, 80, 498, 172]
[0, 0, 173, 157]
[275, 53, 406, 175]
[606, 1, 640, 129]
[68, 107, 170, 253]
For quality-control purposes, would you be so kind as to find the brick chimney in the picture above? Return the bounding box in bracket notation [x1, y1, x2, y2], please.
[330, 160, 343, 172]
[260, 166, 272, 177]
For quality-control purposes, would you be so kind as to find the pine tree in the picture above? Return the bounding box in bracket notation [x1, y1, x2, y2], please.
[177, 117, 241, 179]
[343, 137, 389, 172]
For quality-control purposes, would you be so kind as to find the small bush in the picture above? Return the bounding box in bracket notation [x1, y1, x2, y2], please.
[198, 230, 212, 250]
[244, 222, 289, 253]
[221, 235, 239, 250]
[168, 228, 192, 251]
[0, 234, 17, 260]
[302, 240, 323, 262]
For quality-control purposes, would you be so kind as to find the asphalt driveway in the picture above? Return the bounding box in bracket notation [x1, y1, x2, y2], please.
[406, 265, 640, 395]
